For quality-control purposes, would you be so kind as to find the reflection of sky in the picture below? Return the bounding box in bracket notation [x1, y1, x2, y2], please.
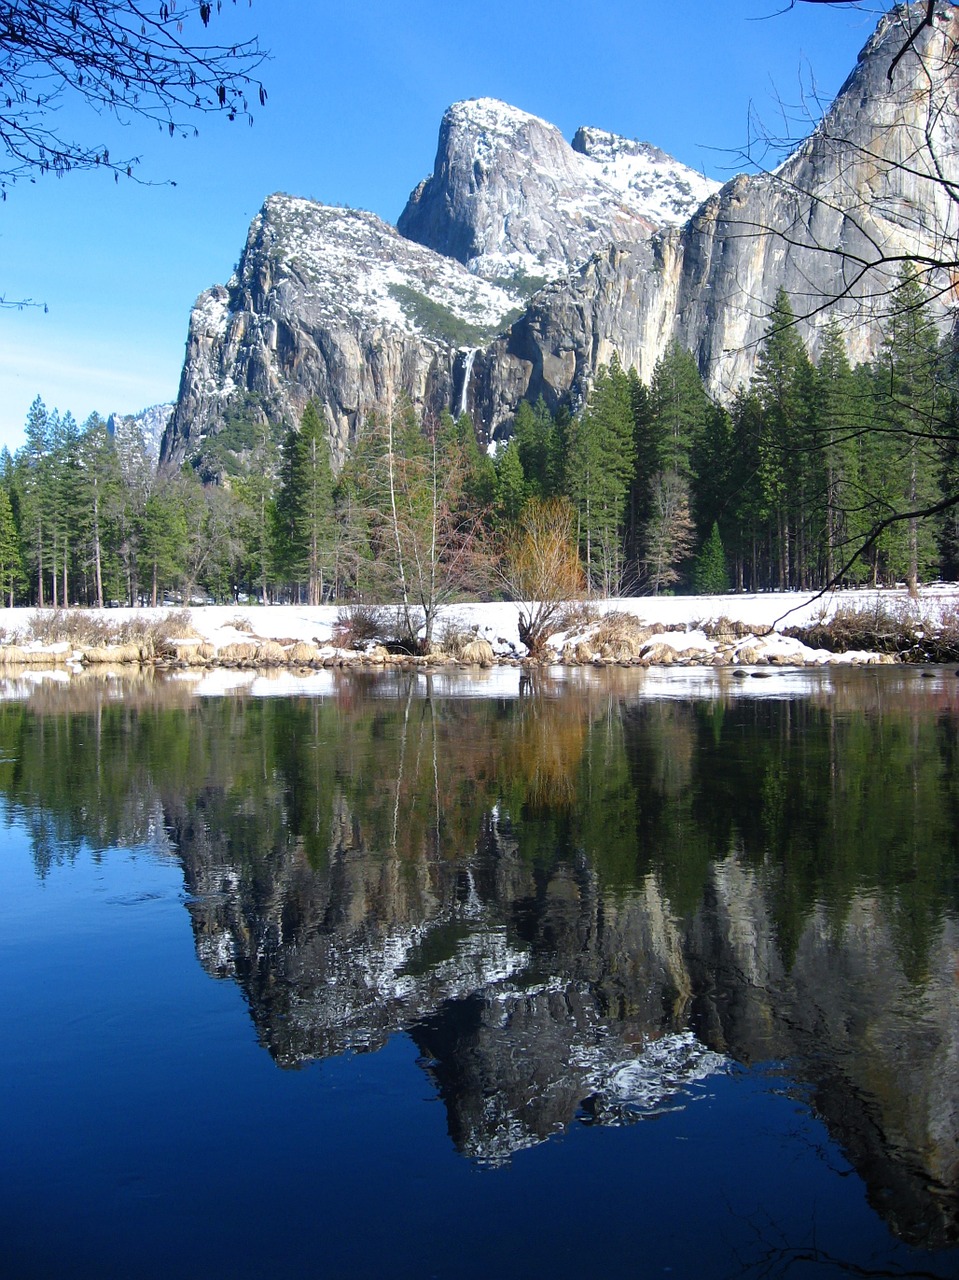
[3, 829, 955, 1279]
[148, 664, 959, 704]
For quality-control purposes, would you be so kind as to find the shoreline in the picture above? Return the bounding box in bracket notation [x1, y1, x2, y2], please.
[0, 587, 957, 675]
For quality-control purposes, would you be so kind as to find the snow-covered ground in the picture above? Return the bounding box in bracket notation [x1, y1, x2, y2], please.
[1, 586, 957, 702]
[62, 584, 956, 649]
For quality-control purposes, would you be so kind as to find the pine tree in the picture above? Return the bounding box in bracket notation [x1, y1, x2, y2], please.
[870, 266, 943, 587]
[647, 341, 710, 480]
[494, 440, 526, 524]
[565, 357, 635, 594]
[753, 290, 817, 589]
[232, 418, 278, 605]
[727, 388, 769, 591]
[513, 397, 561, 499]
[275, 401, 334, 605]
[75, 413, 122, 607]
[0, 486, 23, 605]
[814, 319, 866, 583]
[19, 396, 52, 605]
[640, 343, 710, 590]
[693, 522, 730, 595]
[139, 474, 188, 606]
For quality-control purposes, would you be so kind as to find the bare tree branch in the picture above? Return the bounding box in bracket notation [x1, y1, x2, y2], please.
[0, 1, 267, 195]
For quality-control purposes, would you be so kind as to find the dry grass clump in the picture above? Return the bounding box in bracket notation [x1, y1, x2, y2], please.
[588, 611, 666, 660]
[435, 616, 490, 659]
[289, 641, 320, 664]
[20, 608, 198, 658]
[121, 611, 199, 656]
[83, 643, 144, 664]
[460, 637, 495, 665]
[785, 599, 959, 662]
[254, 640, 286, 665]
[218, 641, 257, 663]
[697, 615, 756, 642]
[227, 614, 255, 634]
[0, 644, 62, 666]
[25, 609, 117, 646]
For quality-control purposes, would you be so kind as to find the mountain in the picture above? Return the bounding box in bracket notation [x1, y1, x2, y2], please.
[108, 402, 174, 460]
[169, 198, 520, 471]
[162, 3, 958, 470]
[396, 98, 717, 286]
[474, 2, 959, 427]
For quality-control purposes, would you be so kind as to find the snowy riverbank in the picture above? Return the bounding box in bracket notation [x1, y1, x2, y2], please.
[0, 586, 957, 683]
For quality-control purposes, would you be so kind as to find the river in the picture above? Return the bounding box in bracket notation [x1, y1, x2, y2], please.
[1, 666, 957, 1278]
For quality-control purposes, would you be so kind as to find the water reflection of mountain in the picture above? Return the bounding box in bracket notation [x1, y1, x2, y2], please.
[2, 671, 957, 1245]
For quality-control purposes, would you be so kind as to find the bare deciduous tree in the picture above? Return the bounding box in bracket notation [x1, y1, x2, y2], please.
[499, 498, 584, 656]
[0, 1, 266, 194]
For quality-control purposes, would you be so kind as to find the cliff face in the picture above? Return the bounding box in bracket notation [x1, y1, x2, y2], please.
[396, 97, 716, 284]
[166, 198, 518, 472]
[476, 3, 959, 426]
[163, 3, 959, 468]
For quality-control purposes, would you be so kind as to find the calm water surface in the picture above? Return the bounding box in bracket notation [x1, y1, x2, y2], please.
[1, 665, 957, 1279]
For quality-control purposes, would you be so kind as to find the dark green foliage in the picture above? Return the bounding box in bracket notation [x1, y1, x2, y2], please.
[0, 486, 23, 604]
[692, 522, 730, 594]
[274, 401, 334, 605]
[512, 397, 562, 499]
[387, 285, 517, 347]
[867, 267, 943, 587]
[494, 440, 526, 524]
[565, 357, 636, 593]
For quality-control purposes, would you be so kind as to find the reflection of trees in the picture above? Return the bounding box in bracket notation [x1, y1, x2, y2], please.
[1, 671, 958, 1242]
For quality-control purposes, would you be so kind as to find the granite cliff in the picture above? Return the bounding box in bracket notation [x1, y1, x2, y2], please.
[162, 2, 959, 470]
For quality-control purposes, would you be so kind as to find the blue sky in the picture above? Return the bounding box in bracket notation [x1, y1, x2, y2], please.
[0, 0, 890, 454]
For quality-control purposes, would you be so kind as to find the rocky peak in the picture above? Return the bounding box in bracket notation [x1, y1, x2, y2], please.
[165, 5, 958, 474]
[475, 1, 959, 426]
[233, 194, 517, 340]
[397, 97, 719, 290]
[571, 125, 719, 226]
[163, 193, 520, 471]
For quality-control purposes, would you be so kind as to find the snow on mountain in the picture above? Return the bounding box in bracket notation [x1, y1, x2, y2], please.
[398, 97, 720, 288]
[240, 196, 518, 338]
[571, 126, 720, 227]
[108, 402, 174, 460]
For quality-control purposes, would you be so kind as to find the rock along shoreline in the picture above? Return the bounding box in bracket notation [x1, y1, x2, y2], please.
[3, 589, 956, 676]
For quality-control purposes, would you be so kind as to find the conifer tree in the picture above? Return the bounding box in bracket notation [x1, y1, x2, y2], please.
[19, 396, 52, 605]
[513, 397, 561, 499]
[139, 473, 189, 606]
[647, 341, 710, 479]
[692, 522, 730, 595]
[753, 290, 817, 588]
[494, 440, 526, 525]
[0, 486, 23, 606]
[565, 357, 635, 594]
[275, 401, 334, 605]
[814, 319, 867, 583]
[870, 266, 943, 587]
[640, 343, 710, 591]
[231, 417, 278, 605]
[76, 413, 121, 608]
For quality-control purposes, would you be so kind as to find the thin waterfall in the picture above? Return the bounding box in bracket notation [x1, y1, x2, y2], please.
[455, 347, 479, 419]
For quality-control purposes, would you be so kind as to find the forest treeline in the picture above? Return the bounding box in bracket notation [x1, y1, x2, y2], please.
[1, 269, 957, 613]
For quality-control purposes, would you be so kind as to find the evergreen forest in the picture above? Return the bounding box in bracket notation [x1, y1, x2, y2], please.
[3, 271, 957, 612]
